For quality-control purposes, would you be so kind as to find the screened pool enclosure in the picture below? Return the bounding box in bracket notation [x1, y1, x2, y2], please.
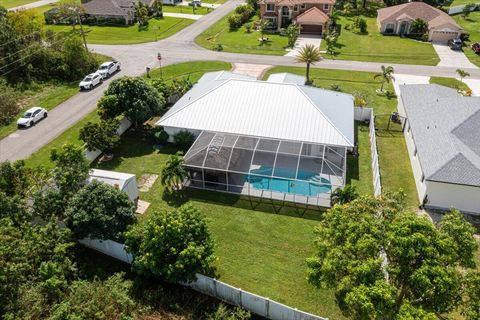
[183, 131, 348, 207]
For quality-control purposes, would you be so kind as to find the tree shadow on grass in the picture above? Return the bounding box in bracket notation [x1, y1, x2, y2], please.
[346, 122, 362, 184]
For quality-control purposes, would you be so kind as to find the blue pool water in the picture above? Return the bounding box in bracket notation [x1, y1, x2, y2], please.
[248, 167, 331, 197]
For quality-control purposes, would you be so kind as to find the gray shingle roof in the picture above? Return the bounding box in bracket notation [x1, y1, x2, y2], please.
[400, 84, 480, 187]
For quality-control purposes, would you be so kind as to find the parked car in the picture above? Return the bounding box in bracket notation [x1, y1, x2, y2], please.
[472, 42, 480, 54]
[17, 107, 47, 128]
[97, 61, 121, 79]
[448, 38, 463, 51]
[79, 72, 103, 90]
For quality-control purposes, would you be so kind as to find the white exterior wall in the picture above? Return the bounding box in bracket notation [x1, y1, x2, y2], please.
[163, 126, 201, 143]
[425, 181, 480, 214]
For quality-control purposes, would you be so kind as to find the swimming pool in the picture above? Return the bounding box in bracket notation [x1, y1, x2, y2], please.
[248, 167, 331, 197]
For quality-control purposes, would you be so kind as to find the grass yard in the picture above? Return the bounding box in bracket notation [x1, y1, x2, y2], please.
[0, 0, 36, 8]
[25, 60, 232, 168]
[454, 12, 480, 68]
[321, 15, 440, 65]
[162, 4, 212, 15]
[201, 0, 228, 4]
[430, 77, 471, 91]
[196, 15, 290, 55]
[264, 67, 418, 207]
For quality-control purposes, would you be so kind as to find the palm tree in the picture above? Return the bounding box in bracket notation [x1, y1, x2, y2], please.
[374, 65, 395, 93]
[161, 152, 187, 192]
[331, 185, 358, 205]
[296, 44, 322, 85]
[456, 69, 470, 83]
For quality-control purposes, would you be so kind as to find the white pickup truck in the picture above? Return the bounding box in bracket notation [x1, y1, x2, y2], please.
[97, 61, 121, 79]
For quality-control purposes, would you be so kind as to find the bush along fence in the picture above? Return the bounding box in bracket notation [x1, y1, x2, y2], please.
[79, 238, 328, 320]
[84, 117, 132, 162]
[448, 3, 480, 15]
[353, 107, 382, 197]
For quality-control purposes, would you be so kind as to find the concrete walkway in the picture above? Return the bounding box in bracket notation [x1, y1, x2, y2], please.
[433, 43, 478, 69]
[463, 78, 480, 96]
[392, 74, 430, 98]
[232, 63, 272, 79]
[8, 0, 58, 11]
[163, 12, 203, 20]
[284, 35, 322, 57]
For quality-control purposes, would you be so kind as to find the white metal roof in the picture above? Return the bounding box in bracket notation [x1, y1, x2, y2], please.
[267, 72, 306, 85]
[157, 72, 354, 147]
[88, 169, 136, 191]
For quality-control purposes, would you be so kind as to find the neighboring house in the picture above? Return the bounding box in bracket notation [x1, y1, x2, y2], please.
[79, 0, 155, 25]
[88, 169, 139, 204]
[377, 2, 463, 43]
[156, 71, 354, 208]
[163, 0, 182, 5]
[398, 84, 480, 214]
[258, 0, 335, 34]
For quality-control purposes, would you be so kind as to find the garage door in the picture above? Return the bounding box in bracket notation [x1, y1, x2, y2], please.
[301, 24, 323, 34]
[430, 31, 458, 43]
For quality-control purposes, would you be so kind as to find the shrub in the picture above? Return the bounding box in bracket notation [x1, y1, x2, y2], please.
[235, 4, 254, 19]
[79, 119, 120, 153]
[173, 130, 195, 147]
[0, 80, 19, 125]
[286, 24, 301, 48]
[125, 205, 215, 283]
[152, 126, 169, 144]
[353, 17, 367, 33]
[245, 22, 252, 33]
[228, 13, 243, 29]
[212, 43, 223, 51]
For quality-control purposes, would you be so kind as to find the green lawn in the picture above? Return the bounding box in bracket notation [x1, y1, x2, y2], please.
[321, 15, 440, 65]
[201, 0, 227, 4]
[196, 15, 290, 55]
[430, 77, 471, 91]
[0, 82, 79, 140]
[26, 60, 232, 168]
[162, 4, 212, 15]
[454, 12, 480, 67]
[0, 0, 36, 8]
[447, 0, 479, 7]
[264, 67, 418, 207]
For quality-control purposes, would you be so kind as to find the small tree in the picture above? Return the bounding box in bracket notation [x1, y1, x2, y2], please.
[324, 32, 338, 58]
[65, 180, 136, 241]
[97, 77, 165, 128]
[0, 80, 19, 125]
[50, 144, 90, 203]
[173, 130, 195, 147]
[136, 2, 149, 28]
[296, 44, 322, 85]
[79, 119, 120, 154]
[457, 69, 470, 83]
[125, 205, 215, 283]
[161, 152, 187, 192]
[374, 65, 395, 93]
[286, 24, 301, 48]
[331, 185, 358, 205]
[462, 3, 476, 19]
[258, 19, 271, 42]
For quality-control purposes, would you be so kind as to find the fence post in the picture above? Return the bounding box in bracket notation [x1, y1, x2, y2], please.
[239, 288, 243, 308]
[265, 298, 270, 318]
[213, 278, 218, 298]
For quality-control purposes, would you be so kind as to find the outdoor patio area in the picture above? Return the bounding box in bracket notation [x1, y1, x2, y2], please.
[183, 131, 347, 207]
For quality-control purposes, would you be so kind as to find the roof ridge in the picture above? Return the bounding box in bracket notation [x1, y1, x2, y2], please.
[296, 84, 354, 146]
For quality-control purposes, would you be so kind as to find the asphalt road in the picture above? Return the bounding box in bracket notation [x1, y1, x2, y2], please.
[1, 0, 479, 162]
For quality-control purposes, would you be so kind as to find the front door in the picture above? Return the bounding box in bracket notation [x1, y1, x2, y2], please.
[399, 22, 407, 35]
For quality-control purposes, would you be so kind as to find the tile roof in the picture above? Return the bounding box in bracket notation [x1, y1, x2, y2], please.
[157, 71, 354, 147]
[294, 6, 329, 24]
[377, 2, 461, 30]
[400, 84, 480, 187]
[260, 0, 335, 5]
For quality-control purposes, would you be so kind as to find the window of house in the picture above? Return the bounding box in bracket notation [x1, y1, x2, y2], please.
[300, 3, 306, 9]
[293, 5, 298, 11]
[266, 3, 275, 11]
[281, 6, 289, 16]
[323, 4, 329, 10]
[385, 23, 395, 34]
[264, 16, 277, 27]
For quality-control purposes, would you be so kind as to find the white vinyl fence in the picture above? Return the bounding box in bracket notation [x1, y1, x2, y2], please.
[448, 3, 479, 15]
[80, 238, 328, 320]
[354, 106, 372, 122]
[369, 113, 382, 197]
[84, 117, 132, 161]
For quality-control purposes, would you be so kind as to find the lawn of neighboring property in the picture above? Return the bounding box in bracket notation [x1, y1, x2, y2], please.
[320, 15, 440, 65]
[201, 0, 228, 4]
[25, 61, 232, 168]
[162, 4, 212, 15]
[430, 77, 471, 91]
[454, 12, 480, 68]
[196, 15, 290, 55]
[0, 0, 36, 8]
[264, 67, 418, 207]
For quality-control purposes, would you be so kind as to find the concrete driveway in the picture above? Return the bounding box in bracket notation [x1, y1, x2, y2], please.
[284, 35, 322, 57]
[433, 43, 478, 69]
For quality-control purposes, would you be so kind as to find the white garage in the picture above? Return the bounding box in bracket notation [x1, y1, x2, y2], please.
[429, 29, 461, 43]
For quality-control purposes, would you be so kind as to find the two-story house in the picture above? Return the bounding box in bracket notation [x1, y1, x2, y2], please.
[258, 0, 335, 34]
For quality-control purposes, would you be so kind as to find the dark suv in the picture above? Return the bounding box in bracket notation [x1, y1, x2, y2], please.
[448, 38, 463, 50]
[472, 42, 480, 54]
